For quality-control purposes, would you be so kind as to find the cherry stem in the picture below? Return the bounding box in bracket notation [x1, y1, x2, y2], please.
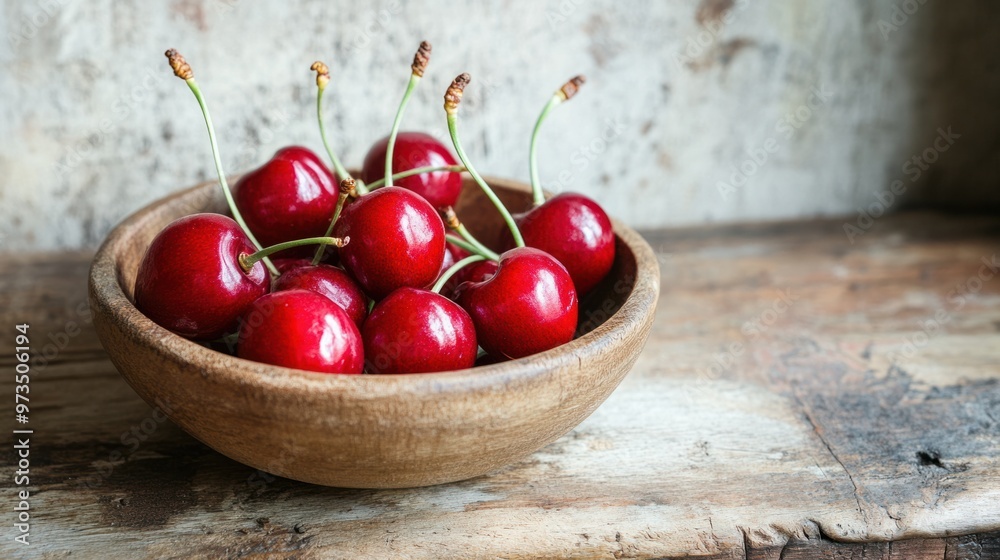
[386, 74, 421, 187]
[165, 49, 279, 277]
[441, 206, 499, 261]
[312, 178, 356, 264]
[529, 76, 585, 207]
[310, 62, 351, 182]
[446, 234, 495, 260]
[529, 96, 561, 206]
[310, 197, 347, 265]
[444, 74, 524, 247]
[366, 165, 466, 190]
[431, 254, 486, 294]
[241, 236, 349, 271]
[385, 43, 431, 187]
[447, 115, 524, 247]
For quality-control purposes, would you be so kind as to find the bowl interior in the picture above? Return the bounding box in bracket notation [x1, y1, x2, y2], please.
[91, 174, 659, 487]
[114, 177, 639, 342]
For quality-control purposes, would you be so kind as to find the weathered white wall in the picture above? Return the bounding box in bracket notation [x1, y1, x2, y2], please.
[1, 0, 997, 250]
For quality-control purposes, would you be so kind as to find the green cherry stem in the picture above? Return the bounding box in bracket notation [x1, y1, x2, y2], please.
[165, 49, 279, 277]
[366, 164, 466, 190]
[441, 206, 499, 261]
[311, 178, 355, 265]
[241, 236, 349, 271]
[529, 75, 585, 206]
[385, 41, 431, 187]
[444, 73, 525, 248]
[431, 254, 486, 294]
[446, 234, 492, 259]
[310, 61, 351, 182]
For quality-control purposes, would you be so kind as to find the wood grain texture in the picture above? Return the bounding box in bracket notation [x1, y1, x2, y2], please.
[1, 212, 999, 559]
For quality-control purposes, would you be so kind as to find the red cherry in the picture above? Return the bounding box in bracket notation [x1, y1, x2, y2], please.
[501, 193, 615, 295]
[361, 132, 462, 208]
[237, 289, 363, 374]
[134, 213, 269, 340]
[233, 146, 338, 253]
[270, 251, 338, 274]
[456, 247, 578, 359]
[272, 263, 369, 329]
[333, 186, 446, 300]
[443, 257, 498, 300]
[362, 287, 477, 374]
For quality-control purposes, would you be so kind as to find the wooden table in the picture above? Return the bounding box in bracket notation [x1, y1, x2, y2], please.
[2, 212, 999, 559]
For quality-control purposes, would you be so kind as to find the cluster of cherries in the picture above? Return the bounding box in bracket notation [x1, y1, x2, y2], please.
[134, 44, 615, 374]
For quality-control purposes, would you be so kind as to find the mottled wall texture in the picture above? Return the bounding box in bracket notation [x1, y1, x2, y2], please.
[1, 0, 998, 250]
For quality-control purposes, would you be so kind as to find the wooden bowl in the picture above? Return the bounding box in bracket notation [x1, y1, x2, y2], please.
[88, 176, 660, 488]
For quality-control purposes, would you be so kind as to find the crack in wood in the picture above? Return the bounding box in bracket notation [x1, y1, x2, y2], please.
[795, 395, 868, 528]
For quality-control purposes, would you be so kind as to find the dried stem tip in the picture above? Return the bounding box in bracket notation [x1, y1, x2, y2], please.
[444, 73, 471, 114]
[339, 177, 358, 198]
[411, 41, 432, 77]
[165, 49, 193, 80]
[331, 236, 350, 248]
[440, 206, 460, 230]
[557, 75, 586, 101]
[311, 61, 330, 89]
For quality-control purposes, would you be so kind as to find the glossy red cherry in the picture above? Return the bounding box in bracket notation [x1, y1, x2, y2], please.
[270, 251, 338, 274]
[361, 132, 462, 208]
[134, 213, 269, 340]
[233, 146, 338, 252]
[333, 186, 446, 300]
[443, 257, 498, 300]
[237, 289, 363, 374]
[501, 193, 615, 295]
[272, 263, 369, 329]
[456, 247, 578, 359]
[362, 287, 477, 374]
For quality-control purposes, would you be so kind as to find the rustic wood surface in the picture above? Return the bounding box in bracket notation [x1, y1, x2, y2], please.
[2, 211, 999, 559]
